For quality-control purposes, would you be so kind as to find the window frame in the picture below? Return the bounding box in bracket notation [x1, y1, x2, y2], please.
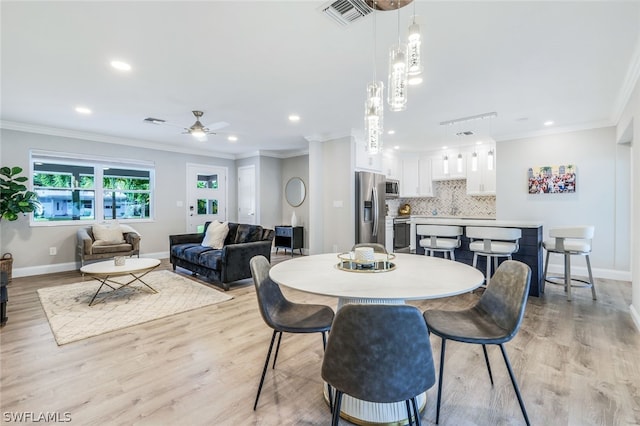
[30, 150, 156, 227]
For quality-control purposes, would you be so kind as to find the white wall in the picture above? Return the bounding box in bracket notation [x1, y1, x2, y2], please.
[0, 129, 236, 277]
[308, 136, 353, 254]
[617, 66, 640, 331]
[496, 126, 630, 280]
[259, 155, 282, 231]
[282, 155, 309, 250]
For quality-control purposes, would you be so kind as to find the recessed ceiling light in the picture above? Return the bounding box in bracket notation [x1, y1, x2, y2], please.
[408, 76, 423, 85]
[288, 114, 300, 122]
[394, 145, 400, 150]
[110, 60, 131, 71]
[441, 146, 447, 150]
[476, 141, 483, 145]
[75, 106, 92, 115]
[387, 130, 395, 135]
[544, 120, 554, 126]
[227, 135, 238, 142]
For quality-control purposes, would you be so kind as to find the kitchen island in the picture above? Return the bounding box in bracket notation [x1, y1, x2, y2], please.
[409, 217, 544, 297]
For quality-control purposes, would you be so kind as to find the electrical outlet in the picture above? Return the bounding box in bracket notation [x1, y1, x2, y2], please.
[49, 247, 57, 256]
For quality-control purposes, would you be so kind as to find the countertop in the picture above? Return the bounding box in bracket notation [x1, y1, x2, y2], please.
[409, 216, 543, 228]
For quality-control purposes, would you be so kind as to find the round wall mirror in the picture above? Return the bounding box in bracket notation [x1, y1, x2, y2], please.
[285, 177, 306, 207]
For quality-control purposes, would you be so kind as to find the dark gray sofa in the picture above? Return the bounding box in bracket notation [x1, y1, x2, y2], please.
[169, 222, 274, 290]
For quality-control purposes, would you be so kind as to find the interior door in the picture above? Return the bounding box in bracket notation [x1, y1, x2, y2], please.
[237, 165, 256, 225]
[186, 164, 227, 233]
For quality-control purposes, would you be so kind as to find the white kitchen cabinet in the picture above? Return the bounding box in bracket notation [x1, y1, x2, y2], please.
[466, 145, 496, 195]
[385, 217, 394, 254]
[400, 156, 433, 197]
[354, 136, 382, 173]
[382, 153, 401, 180]
[431, 152, 467, 180]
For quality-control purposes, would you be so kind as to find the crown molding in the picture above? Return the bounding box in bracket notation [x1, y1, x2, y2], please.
[611, 27, 640, 124]
[496, 119, 615, 143]
[304, 130, 351, 143]
[0, 120, 237, 160]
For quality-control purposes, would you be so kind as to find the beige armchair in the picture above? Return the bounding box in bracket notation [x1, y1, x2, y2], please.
[77, 225, 140, 267]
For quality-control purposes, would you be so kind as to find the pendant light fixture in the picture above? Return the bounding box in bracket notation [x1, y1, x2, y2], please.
[388, 2, 408, 111]
[365, 1, 384, 154]
[457, 153, 463, 173]
[443, 153, 449, 175]
[471, 150, 478, 172]
[407, 1, 423, 85]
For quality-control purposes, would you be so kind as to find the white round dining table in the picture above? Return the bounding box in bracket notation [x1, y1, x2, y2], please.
[268, 252, 485, 425]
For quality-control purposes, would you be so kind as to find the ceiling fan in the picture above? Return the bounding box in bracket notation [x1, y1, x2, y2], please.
[144, 110, 229, 141]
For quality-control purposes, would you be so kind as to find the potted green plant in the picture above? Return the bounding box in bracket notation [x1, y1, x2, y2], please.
[0, 166, 41, 221]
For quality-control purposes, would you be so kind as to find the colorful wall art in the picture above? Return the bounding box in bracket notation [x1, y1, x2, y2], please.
[527, 165, 576, 194]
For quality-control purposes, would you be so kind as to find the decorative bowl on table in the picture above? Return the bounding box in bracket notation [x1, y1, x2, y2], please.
[336, 251, 396, 273]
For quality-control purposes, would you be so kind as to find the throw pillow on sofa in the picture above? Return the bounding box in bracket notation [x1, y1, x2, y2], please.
[92, 223, 125, 245]
[202, 220, 229, 249]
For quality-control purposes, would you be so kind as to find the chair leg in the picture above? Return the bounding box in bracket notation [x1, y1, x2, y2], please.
[586, 255, 596, 300]
[485, 256, 492, 286]
[405, 400, 414, 426]
[564, 253, 572, 301]
[450, 250, 455, 261]
[323, 332, 334, 413]
[499, 344, 530, 426]
[272, 331, 283, 369]
[412, 396, 421, 426]
[482, 344, 494, 385]
[436, 338, 447, 425]
[332, 390, 343, 426]
[254, 330, 278, 410]
[543, 251, 550, 284]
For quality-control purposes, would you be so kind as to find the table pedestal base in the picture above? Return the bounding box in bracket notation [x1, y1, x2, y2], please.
[323, 385, 426, 426]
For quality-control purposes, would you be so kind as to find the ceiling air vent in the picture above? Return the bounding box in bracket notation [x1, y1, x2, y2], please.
[320, 0, 373, 27]
[456, 131, 475, 136]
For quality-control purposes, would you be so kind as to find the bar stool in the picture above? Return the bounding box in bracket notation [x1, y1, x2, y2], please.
[542, 226, 596, 301]
[466, 226, 521, 285]
[417, 225, 463, 260]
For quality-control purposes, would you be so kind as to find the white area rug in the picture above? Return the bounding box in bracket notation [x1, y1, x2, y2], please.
[37, 270, 232, 345]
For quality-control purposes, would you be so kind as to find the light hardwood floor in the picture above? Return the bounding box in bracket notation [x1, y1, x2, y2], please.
[1, 256, 639, 426]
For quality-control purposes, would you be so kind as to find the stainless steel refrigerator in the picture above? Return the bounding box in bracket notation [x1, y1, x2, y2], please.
[355, 171, 386, 246]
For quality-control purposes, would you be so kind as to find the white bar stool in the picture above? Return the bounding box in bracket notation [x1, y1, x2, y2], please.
[542, 226, 596, 301]
[466, 226, 521, 285]
[417, 225, 463, 260]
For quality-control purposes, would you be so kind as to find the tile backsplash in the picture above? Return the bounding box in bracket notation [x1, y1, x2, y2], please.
[387, 179, 496, 218]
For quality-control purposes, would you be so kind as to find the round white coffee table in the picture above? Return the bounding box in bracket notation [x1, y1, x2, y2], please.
[80, 258, 161, 306]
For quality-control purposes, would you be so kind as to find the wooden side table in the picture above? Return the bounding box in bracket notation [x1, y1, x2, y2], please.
[274, 226, 304, 256]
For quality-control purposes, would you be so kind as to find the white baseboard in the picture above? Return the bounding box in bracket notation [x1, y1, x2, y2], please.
[545, 264, 631, 282]
[12, 252, 169, 278]
[631, 304, 640, 333]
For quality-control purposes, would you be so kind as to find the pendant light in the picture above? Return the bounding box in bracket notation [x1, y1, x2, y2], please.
[407, 1, 423, 85]
[388, 2, 408, 111]
[471, 150, 478, 172]
[365, 1, 384, 154]
[457, 153, 463, 173]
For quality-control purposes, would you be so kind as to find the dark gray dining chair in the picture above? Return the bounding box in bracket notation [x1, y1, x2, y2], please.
[423, 260, 531, 425]
[249, 255, 335, 410]
[321, 304, 436, 426]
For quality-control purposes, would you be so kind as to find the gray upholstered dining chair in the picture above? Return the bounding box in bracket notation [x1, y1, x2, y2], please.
[249, 255, 335, 410]
[351, 243, 388, 253]
[423, 260, 531, 426]
[321, 304, 436, 426]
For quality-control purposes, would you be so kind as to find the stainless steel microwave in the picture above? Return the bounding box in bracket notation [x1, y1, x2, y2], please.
[385, 179, 400, 198]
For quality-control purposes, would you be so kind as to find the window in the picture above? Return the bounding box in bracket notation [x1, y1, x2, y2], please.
[31, 152, 154, 225]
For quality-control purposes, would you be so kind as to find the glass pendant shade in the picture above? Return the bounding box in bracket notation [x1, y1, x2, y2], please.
[407, 20, 423, 76]
[387, 43, 408, 111]
[471, 152, 478, 172]
[487, 149, 495, 170]
[443, 155, 449, 175]
[457, 153, 463, 173]
[365, 81, 384, 154]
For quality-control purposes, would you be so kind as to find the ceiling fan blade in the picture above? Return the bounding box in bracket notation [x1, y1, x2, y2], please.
[206, 121, 230, 131]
